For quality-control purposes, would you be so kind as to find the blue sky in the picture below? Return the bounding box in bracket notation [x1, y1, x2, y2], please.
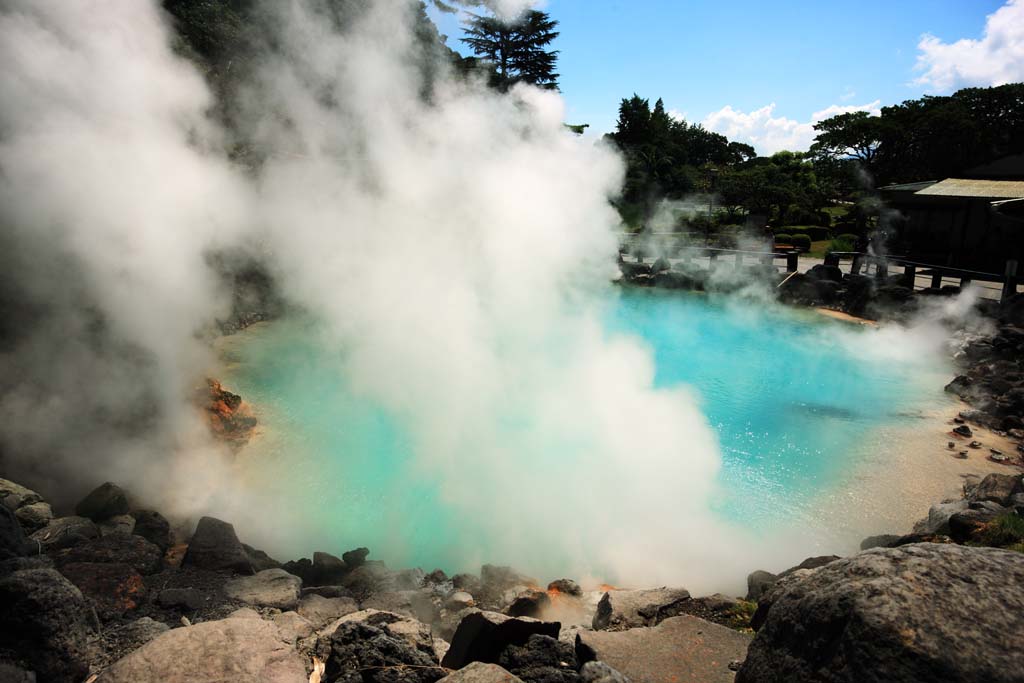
[429, 0, 1023, 154]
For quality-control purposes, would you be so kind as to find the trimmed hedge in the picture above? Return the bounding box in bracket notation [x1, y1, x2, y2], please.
[773, 233, 794, 244]
[790, 234, 812, 252]
[782, 225, 832, 241]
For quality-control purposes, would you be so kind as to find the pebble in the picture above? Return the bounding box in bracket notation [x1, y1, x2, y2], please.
[958, 451, 969, 458]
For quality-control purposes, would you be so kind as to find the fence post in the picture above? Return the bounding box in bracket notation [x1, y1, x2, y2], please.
[824, 253, 839, 267]
[875, 259, 888, 281]
[786, 251, 799, 273]
[931, 271, 943, 289]
[904, 264, 916, 289]
[851, 254, 863, 275]
[1002, 260, 1019, 302]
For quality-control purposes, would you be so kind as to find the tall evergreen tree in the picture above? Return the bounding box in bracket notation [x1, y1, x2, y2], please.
[460, 10, 560, 90]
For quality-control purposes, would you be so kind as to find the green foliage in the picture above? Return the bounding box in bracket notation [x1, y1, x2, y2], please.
[564, 123, 590, 135]
[790, 234, 811, 252]
[784, 225, 832, 241]
[974, 513, 1024, 548]
[461, 10, 560, 90]
[811, 84, 1024, 184]
[826, 234, 856, 255]
[773, 233, 794, 244]
[726, 600, 758, 632]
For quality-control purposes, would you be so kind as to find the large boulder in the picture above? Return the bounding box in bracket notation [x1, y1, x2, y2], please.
[576, 615, 751, 683]
[29, 515, 99, 551]
[311, 551, 347, 584]
[342, 546, 370, 568]
[0, 478, 42, 512]
[14, 501, 53, 532]
[745, 570, 777, 601]
[296, 593, 360, 628]
[224, 568, 302, 610]
[969, 473, 1023, 505]
[441, 611, 560, 670]
[1, 504, 30, 560]
[737, 543, 1024, 683]
[321, 620, 445, 683]
[912, 500, 969, 535]
[320, 609, 435, 654]
[131, 509, 172, 551]
[181, 516, 253, 574]
[0, 568, 96, 681]
[75, 482, 130, 521]
[363, 589, 441, 624]
[51, 534, 163, 575]
[497, 633, 579, 682]
[97, 616, 307, 683]
[592, 587, 691, 630]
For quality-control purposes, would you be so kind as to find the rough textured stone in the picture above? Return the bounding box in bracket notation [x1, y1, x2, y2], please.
[29, 515, 99, 551]
[970, 473, 1023, 505]
[591, 588, 691, 630]
[0, 568, 95, 681]
[98, 514, 135, 537]
[577, 615, 750, 683]
[122, 616, 170, 644]
[52, 533, 163, 575]
[311, 550, 347, 584]
[437, 662, 524, 683]
[859, 534, 901, 550]
[913, 500, 969, 534]
[1, 504, 30, 560]
[0, 662, 37, 682]
[157, 587, 204, 611]
[446, 590, 476, 611]
[738, 543, 1024, 683]
[579, 662, 628, 683]
[182, 516, 253, 574]
[244, 544, 282, 572]
[60, 561, 146, 615]
[441, 611, 560, 670]
[547, 579, 582, 597]
[273, 611, 315, 643]
[0, 478, 42, 512]
[341, 561, 395, 599]
[14, 501, 52, 532]
[342, 546, 369, 568]
[131, 509, 172, 551]
[506, 590, 551, 619]
[225, 568, 302, 609]
[498, 633, 578, 682]
[321, 609, 435, 654]
[297, 593, 359, 628]
[322, 620, 444, 683]
[97, 616, 307, 683]
[745, 570, 778, 601]
[75, 482, 130, 521]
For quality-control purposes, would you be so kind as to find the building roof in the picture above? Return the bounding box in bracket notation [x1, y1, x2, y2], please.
[913, 178, 1024, 199]
[879, 181, 937, 193]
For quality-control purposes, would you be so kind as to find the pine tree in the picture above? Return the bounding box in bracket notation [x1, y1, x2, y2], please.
[460, 10, 560, 91]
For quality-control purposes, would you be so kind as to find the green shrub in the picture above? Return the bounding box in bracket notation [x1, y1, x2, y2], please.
[773, 233, 793, 244]
[802, 226, 833, 241]
[726, 600, 758, 632]
[790, 234, 811, 252]
[837, 233, 859, 243]
[975, 512, 1024, 548]
[826, 234, 856, 255]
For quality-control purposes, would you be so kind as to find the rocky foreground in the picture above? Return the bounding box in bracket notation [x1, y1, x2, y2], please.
[2, 472, 1024, 683]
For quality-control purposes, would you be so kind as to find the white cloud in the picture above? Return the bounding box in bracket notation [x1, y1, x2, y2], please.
[667, 108, 688, 122]
[914, 0, 1024, 92]
[701, 100, 881, 155]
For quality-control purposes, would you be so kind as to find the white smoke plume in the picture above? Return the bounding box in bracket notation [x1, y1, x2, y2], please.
[0, 0, 881, 593]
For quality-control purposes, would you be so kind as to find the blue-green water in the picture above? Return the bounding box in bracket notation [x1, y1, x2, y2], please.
[225, 289, 950, 577]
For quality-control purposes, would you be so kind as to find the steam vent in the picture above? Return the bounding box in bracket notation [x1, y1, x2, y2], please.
[1, 0, 1023, 681]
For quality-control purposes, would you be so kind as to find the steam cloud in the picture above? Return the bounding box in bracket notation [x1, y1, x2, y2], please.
[0, 0, 938, 592]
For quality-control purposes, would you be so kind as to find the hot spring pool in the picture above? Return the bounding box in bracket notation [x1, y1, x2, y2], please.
[221, 289, 952, 583]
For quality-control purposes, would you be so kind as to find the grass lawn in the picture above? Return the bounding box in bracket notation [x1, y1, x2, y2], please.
[808, 240, 832, 258]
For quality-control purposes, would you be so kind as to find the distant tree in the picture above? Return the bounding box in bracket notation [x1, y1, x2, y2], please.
[461, 10, 560, 90]
[810, 111, 884, 170]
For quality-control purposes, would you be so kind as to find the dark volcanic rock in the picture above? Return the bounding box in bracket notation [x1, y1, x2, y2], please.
[745, 570, 778, 601]
[341, 561, 395, 600]
[74, 482, 129, 521]
[546, 579, 582, 597]
[60, 561, 146, 616]
[507, 590, 551, 618]
[312, 550, 348, 585]
[737, 543, 1024, 683]
[14, 501, 52, 532]
[157, 587, 204, 611]
[441, 611, 560, 670]
[0, 478, 42, 512]
[244, 544, 283, 572]
[947, 509, 1000, 543]
[859, 534, 901, 550]
[323, 621, 445, 683]
[453, 572, 483, 595]
[131, 509, 172, 551]
[52, 534, 163, 575]
[498, 633, 578, 683]
[0, 568, 95, 681]
[182, 516, 253, 574]
[29, 515, 99, 551]
[342, 546, 370, 569]
[969, 473, 1023, 505]
[1, 504, 30, 560]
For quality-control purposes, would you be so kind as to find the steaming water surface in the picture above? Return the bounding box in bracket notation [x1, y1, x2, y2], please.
[224, 289, 951, 579]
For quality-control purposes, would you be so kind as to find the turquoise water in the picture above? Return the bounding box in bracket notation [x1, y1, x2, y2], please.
[225, 289, 949, 574]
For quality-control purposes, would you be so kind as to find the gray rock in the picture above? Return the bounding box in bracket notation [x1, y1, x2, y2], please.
[272, 611, 315, 643]
[296, 593, 359, 628]
[779, 555, 840, 576]
[737, 543, 1024, 683]
[74, 482, 129, 521]
[123, 616, 170, 644]
[244, 544, 283, 572]
[341, 546, 369, 568]
[859, 534, 901, 550]
[29, 515, 99, 551]
[0, 478, 42, 512]
[98, 514, 135, 537]
[97, 616, 307, 683]
[970, 473, 1024, 505]
[579, 661, 628, 683]
[913, 500, 969, 534]
[131, 509, 172, 551]
[506, 590, 550, 619]
[745, 570, 778, 601]
[446, 590, 476, 611]
[592, 587, 691, 630]
[321, 609, 435, 654]
[437, 661, 524, 683]
[441, 610, 560, 669]
[577, 615, 751, 683]
[14, 501, 52, 532]
[480, 565, 537, 606]
[0, 568, 95, 681]
[322, 619, 444, 683]
[547, 579, 582, 597]
[51, 533, 163, 574]
[362, 589, 440, 624]
[1, 504, 30, 560]
[224, 568, 302, 610]
[453, 573, 482, 595]
[303, 584, 355, 599]
[497, 632, 578, 681]
[158, 587, 204, 611]
[341, 561, 395, 599]
[948, 509, 1000, 543]
[311, 550, 346, 584]
[182, 516, 253, 574]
